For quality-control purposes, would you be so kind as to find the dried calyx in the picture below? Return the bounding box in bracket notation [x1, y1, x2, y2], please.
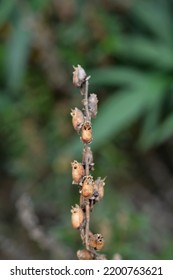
[70, 65, 106, 260]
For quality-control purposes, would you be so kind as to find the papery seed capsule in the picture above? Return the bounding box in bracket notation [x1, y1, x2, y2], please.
[81, 121, 92, 144]
[88, 233, 104, 251]
[71, 160, 85, 184]
[71, 108, 84, 132]
[82, 147, 94, 168]
[71, 204, 84, 229]
[93, 177, 106, 201]
[77, 249, 93, 260]
[88, 93, 98, 118]
[73, 65, 87, 88]
[82, 175, 94, 198]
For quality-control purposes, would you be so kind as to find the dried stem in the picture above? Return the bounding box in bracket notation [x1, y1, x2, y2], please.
[71, 65, 106, 259]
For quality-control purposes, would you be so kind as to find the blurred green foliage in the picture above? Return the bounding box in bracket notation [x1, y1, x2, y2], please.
[1, 0, 173, 260]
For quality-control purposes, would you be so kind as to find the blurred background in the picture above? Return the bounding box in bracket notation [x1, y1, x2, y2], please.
[1, 0, 173, 260]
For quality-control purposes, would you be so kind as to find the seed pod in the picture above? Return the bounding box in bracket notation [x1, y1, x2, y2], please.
[71, 160, 85, 184]
[71, 204, 84, 229]
[82, 175, 94, 198]
[82, 147, 94, 169]
[88, 93, 98, 118]
[77, 249, 93, 260]
[73, 65, 87, 88]
[81, 121, 92, 144]
[71, 108, 84, 132]
[88, 233, 104, 251]
[93, 177, 106, 201]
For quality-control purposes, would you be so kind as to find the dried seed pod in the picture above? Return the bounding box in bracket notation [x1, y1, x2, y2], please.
[73, 65, 87, 88]
[77, 249, 93, 260]
[81, 121, 92, 144]
[88, 93, 98, 118]
[71, 108, 84, 132]
[71, 160, 85, 184]
[88, 233, 104, 251]
[71, 204, 84, 229]
[93, 177, 106, 201]
[82, 147, 94, 170]
[82, 175, 94, 198]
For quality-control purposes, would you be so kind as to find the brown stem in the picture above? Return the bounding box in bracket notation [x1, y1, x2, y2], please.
[85, 200, 90, 250]
[82, 78, 91, 250]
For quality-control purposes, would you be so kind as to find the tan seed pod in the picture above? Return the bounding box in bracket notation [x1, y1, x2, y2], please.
[93, 177, 106, 201]
[82, 175, 94, 198]
[88, 93, 98, 118]
[71, 108, 84, 132]
[88, 233, 104, 251]
[81, 121, 92, 144]
[77, 249, 93, 260]
[71, 204, 84, 229]
[73, 65, 87, 88]
[71, 160, 85, 184]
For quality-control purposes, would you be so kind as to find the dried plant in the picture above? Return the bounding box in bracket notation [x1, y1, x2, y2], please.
[70, 65, 107, 260]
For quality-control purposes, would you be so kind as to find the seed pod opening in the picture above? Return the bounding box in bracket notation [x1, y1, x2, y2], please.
[71, 160, 85, 184]
[71, 108, 84, 132]
[81, 121, 92, 144]
[82, 175, 94, 198]
[71, 204, 84, 229]
[73, 65, 87, 88]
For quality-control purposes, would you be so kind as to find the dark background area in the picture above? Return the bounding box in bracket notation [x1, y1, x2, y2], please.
[1, 0, 173, 259]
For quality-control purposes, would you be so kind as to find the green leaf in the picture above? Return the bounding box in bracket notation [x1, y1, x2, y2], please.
[131, 0, 172, 43]
[117, 36, 173, 70]
[90, 67, 144, 87]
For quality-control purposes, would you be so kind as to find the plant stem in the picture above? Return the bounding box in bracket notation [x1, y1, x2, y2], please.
[83, 79, 91, 250]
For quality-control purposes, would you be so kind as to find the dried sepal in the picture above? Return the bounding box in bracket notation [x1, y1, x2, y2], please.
[71, 160, 85, 184]
[93, 177, 106, 202]
[71, 107, 84, 132]
[71, 204, 84, 229]
[88, 233, 104, 251]
[88, 93, 98, 118]
[81, 175, 94, 198]
[73, 65, 87, 88]
[77, 249, 93, 260]
[81, 121, 92, 144]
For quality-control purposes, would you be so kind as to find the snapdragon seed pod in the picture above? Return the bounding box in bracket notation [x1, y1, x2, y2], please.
[81, 121, 92, 144]
[71, 108, 84, 132]
[93, 177, 106, 201]
[71, 160, 85, 184]
[88, 233, 104, 250]
[71, 204, 84, 229]
[82, 175, 94, 198]
[88, 93, 98, 118]
[77, 249, 93, 260]
[73, 65, 87, 88]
